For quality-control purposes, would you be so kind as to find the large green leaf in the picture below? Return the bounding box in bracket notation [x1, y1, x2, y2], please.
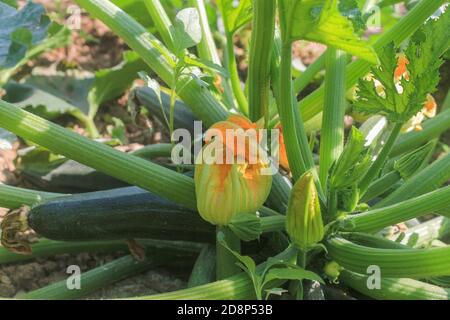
[216, 0, 252, 34]
[4, 51, 149, 119]
[3, 71, 93, 119]
[88, 51, 150, 118]
[354, 10, 449, 122]
[172, 7, 202, 54]
[283, 0, 377, 63]
[0, 1, 50, 68]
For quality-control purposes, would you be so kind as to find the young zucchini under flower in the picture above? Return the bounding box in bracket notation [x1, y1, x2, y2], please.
[286, 171, 324, 250]
[194, 115, 273, 226]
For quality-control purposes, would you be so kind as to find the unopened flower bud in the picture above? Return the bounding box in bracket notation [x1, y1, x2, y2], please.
[286, 171, 324, 250]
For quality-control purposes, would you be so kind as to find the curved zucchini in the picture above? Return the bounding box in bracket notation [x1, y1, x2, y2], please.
[27, 186, 214, 243]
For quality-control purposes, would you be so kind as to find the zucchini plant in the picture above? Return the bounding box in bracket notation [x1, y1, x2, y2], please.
[0, 0, 449, 300]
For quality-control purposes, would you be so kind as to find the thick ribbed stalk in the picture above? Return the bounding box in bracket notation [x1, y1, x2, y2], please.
[375, 152, 450, 208]
[190, 0, 235, 109]
[360, 170, 401, 203]
[293, 53, 326, 94]
[191, 0, 220, 64]
[359, 122, 403, 196]
[340, 270, 450, 300]
[341, 185, 450, 233]
[75, 0, 228, 127]
[144, 0, 175, 51]
[319, 48, 347, 188]
[298, 0, 446, 127]
[225, 32, 248, 115]
[0, 184, 67, 209]
[278, 46, 321, 196]
[248, 0, 275, 122]
[392, 109, 450, 157]
[260, 215, 286, 233]
[0, 100, 197, 210]
[216, 226, 241, 280]
[326, 235, 450, 278]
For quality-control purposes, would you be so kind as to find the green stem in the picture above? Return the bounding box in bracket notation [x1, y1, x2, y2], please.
[328, 185, 338, 220]
[190, 0, 235, 109]
[0, 184, 67, 209]
[374, 152, 450, 208]
[278, 42, 325, 204]
[340, 270, 450, 300]
[144, 0, 175, 51]
[319, 48, 347, 188]
[247, 0, 275, 122]
[0, 99, 197, 210]
[216, 226, 241, 280]
[130, 143, 173, 158]
[70, 110, 99, 138]
[295, 248, 307, 300]
[326, 235, 450, 278]
[359, 122, 403, 196]
[293, 53, 326, 94]
[341, 185, 450, 233]
[360, 170, 401, 203]
[225, 32, 248, 115]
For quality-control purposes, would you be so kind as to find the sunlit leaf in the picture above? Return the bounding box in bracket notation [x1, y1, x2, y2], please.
[173, 7, 202, 53]
[216, 0, 252, 34]
[283, 0, 378, 63]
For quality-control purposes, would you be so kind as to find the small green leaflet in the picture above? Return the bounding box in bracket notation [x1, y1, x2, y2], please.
[229, 213, 262, 241]
[137, 71, 170, 129]
[183, 55, 229, 78]
[354, 10, 449, 122]
[216, 0, 252, 34]
[172, 8, 202, 54]
[4, 51, 149, 122]
[329, 126, 371, 189]
[393, 142, 434, 180]
[88, 51, 150, 119]
[218, 233, 323, 300]
[284, 0, 378, 63]
[106, 117, 128, 145]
